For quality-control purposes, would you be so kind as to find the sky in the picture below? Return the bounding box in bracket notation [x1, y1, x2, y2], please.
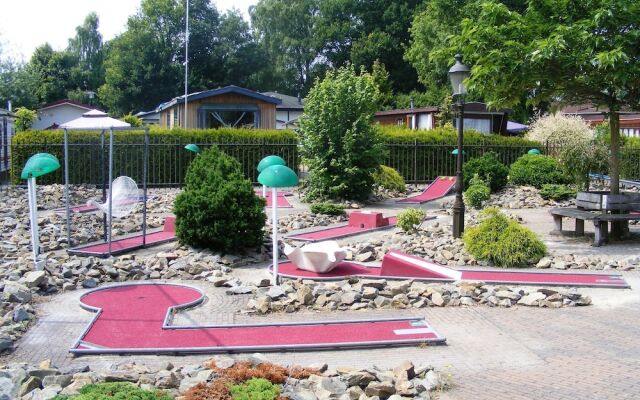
[0, 0, 257, 61]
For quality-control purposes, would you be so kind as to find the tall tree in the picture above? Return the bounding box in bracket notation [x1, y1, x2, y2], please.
[438, 0, 640, 195]
[28, 43, 77, 104]
[67, 12, 104, 95]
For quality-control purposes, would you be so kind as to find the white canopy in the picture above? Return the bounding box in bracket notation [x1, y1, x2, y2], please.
[60, 109, 131, 130]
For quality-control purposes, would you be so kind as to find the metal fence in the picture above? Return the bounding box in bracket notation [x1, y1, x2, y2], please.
[10, 138, 640, 186]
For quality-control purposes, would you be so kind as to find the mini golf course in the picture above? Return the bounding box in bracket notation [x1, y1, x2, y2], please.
[277, 250, 630, 288]
[70, 283, 446, 354]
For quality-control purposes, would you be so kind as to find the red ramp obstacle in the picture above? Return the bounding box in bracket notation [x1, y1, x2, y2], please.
[71, 283, 446, 354]
[68, 216, 177, 257]
[397, 176, 457, 204]
[277, 250, 629, 288]
[255, 189, 293, 208]
[285, 211, 412, 242]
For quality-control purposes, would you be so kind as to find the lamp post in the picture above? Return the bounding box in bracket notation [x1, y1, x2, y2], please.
[257, 164, 299, 285]
[21, 153, 61, 268]
[448, 54, 470, 239]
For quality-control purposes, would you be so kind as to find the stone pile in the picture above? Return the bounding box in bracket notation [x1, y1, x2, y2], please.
[245, 278, 591, 314]
[274, 212, 347, 234]
[0, 356, 450, 400]
[486, 185, 574, 209]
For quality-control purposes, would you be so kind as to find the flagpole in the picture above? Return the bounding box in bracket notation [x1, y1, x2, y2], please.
[184, 0, 189, 128]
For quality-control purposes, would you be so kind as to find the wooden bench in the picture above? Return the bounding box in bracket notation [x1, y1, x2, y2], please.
[549, 208, 640, 246]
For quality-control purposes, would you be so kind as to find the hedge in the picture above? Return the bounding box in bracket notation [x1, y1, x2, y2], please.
[11, 128, 298, 185]
[378, 126, 542, 182]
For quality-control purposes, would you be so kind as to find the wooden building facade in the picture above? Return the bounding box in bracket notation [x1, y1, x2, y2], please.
[158, 86, 281, 130]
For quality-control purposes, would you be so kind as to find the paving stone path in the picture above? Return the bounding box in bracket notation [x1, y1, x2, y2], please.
[5, 270, 639, 400]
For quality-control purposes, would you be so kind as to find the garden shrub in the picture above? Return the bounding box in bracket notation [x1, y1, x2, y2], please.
[464, 174, 490, 209]
[372, 165, 406, 193]
[397, 208, 426, 232]
[463, 208, 546, 268]
[462, 152, 509, 192]
[310, 202, 346, 216]
[299, 65, 386, 201]
[229, 378, 280, 400]
[52, 382, 172, 400]
[526, 114, 594, 145]
[173, 146, 266, 252]
[508, 154, 570, 188]
[539, 184, 577, 201]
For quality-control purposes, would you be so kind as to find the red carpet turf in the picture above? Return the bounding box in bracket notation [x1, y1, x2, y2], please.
[277, 250, 629, 288]
[397, 177, 456, 204]
[255, 190, 293, 208]
[68, 217, 176, 257]
[71, 283, 445, 354]
[285, 217, 398, 242]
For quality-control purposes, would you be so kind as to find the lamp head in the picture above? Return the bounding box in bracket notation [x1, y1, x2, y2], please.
[448, 54, 470, 97]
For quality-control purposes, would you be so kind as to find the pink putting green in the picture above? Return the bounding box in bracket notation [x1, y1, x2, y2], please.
[71, 283, 445, 354]
[277, 250, 629, 288]
[397, 176, 457, 204]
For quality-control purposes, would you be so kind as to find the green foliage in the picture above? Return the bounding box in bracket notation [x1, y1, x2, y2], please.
[310, 202, 346, 216]
[229, 378, 280, 400]
[464, 174, 490, 209]
[14, 107, 37, 131]
[539, 184, 577, 202]
[52, 382, 172, 400]
[509, 154, 569, 188]
[558, 140, 609, 190]
[397, 208, 426, 233]
[463, 208, 546, 268]
[10, 128, 298, 185]
[463, 152, 508, 192]
[300, 65, 386, 201]
[372, 165, 405, 193]
[526, 114, 595, 146]
[122, 113, 143, 127]
[174, 146, 266, 252]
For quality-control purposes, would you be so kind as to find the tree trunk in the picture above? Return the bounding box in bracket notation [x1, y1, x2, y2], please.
[610, 110, 620, 195]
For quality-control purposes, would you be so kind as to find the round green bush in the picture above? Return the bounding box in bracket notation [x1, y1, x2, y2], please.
[372, 165, 406, 193]
[463, 208, 547, 267]
[539, 184, 577, 201]
[229, 378, 280, 400]
[310, 202, 346, 216]
[463, 152, 509, 192]
[509, 154, 569, 188]
[397, 208, 426, 232]
[52, 382, 172, 399]
[464, 184, 490, 209]
[173, 146, 266, 252]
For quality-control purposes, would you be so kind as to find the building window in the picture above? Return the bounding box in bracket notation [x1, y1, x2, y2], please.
[396, 118, 404, 127]
[197, 104, 260, 129]
[166, 111, 170, 127]
[455, 118, 491, 133]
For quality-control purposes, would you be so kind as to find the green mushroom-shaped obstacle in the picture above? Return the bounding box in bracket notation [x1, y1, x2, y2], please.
[184, 143, 201, 154]
[258, 164, 298, 284]
[257, 155, 286, 198]
[528, 148, 541, 155]
[21, 153, 61, 268]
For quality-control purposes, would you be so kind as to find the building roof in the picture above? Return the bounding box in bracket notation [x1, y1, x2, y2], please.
[157, 86, 282, 112]
[261, 92, 304, 110]
[60, 109, 131, 130]
[506, 121, 529, 133]
[38, 99, 102, 112]
[559, 104, 637, 115]
[375, 107, 438, 117]
[0, 108, 14, 117]
[135, 110, 160, 118]
[463, 102, 511, 114]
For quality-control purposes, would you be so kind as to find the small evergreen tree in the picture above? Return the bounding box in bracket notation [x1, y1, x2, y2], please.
[299, 65, 386, 201]
[173, 146, 266, 252]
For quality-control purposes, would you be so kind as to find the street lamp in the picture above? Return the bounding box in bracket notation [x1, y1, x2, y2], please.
[448, 54, 470, 239]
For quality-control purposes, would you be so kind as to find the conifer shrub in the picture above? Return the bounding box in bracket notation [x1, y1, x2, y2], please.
[397, 208, 426, 232]
[52, 382, 172, 400]
[310, 202, 346, 216]
[539, 184, 577, 201]
[462, 152, 508, 192]
[509, 154, 569, 188]
[229, 378, 280, 400]
[174, 146, 266, 252]
[463, 208, 546, 267]
[464, 174, 490, 209]
[372, 165, 406, 193]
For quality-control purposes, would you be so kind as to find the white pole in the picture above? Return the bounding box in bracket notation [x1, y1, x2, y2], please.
[27, 177, 39, 267]
[271, 187, 279, 285]
[262, 184, 266, 198]
[184, 0, 189, 128]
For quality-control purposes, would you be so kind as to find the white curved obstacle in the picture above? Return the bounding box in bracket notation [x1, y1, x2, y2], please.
[87, 176, 140, 218]
[283, 240, 348, 273]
